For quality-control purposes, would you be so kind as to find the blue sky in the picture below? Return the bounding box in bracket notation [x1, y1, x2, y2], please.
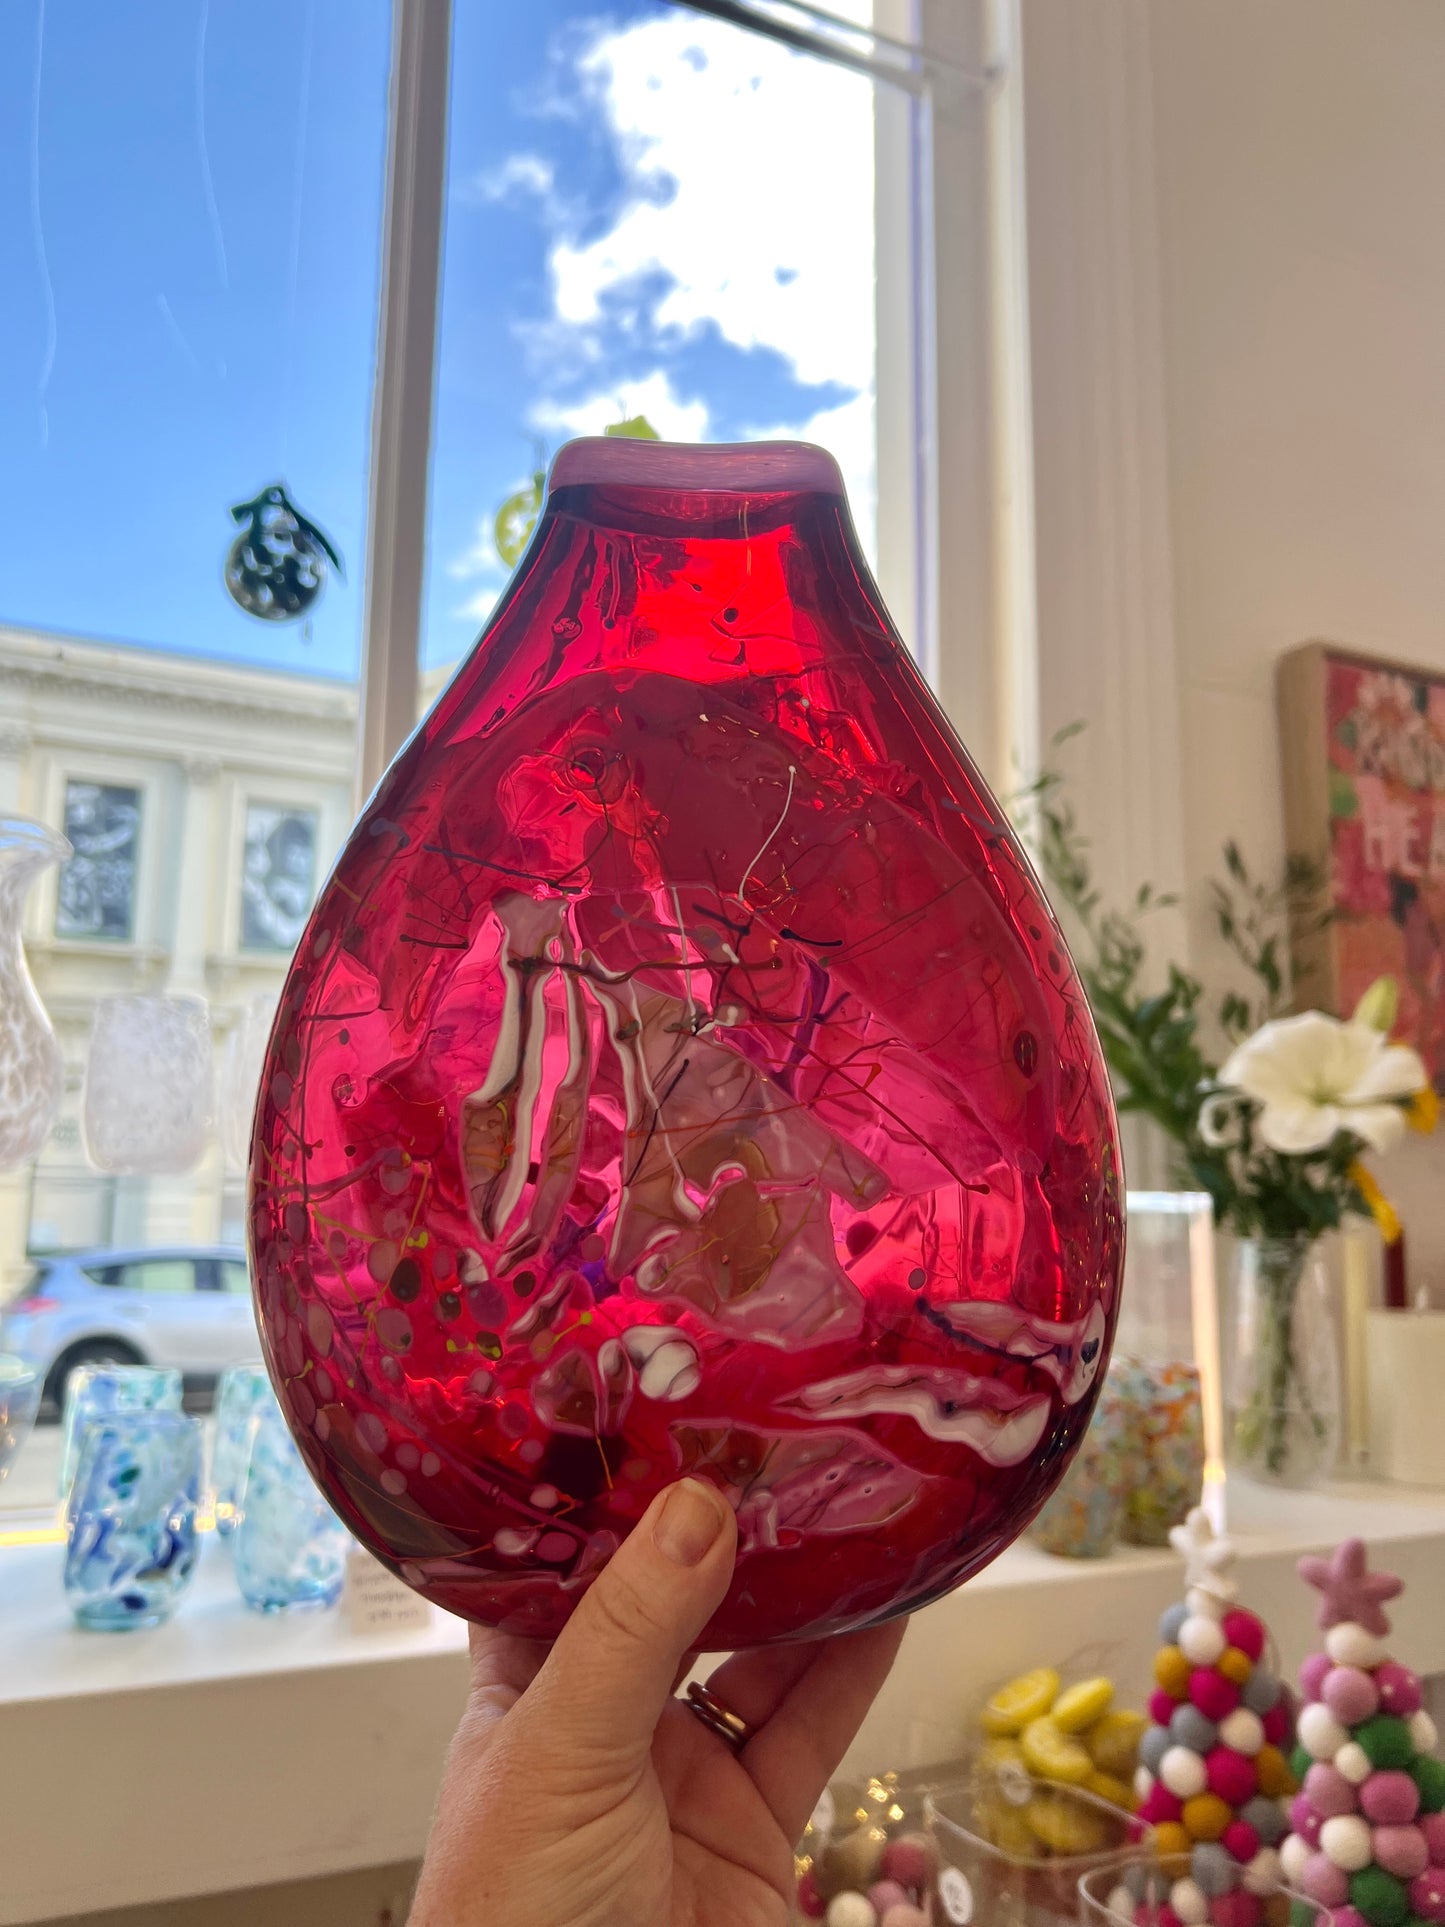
[0, 0, 875, 683]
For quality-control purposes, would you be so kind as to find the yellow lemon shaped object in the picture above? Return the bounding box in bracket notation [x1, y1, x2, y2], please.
[982, 1668, 1061, 1736]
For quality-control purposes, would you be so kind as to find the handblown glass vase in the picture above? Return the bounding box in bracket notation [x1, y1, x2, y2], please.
[250, 439, 1125, 1646]
[0, 816, 70, 1172]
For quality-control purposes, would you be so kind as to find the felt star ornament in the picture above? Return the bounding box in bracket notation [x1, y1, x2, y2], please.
[1297, 1537, 1402, 1634]
[1169, 1505, 1238, 1601]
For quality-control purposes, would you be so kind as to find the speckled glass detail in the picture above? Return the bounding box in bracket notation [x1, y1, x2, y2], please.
[232, 1403, 349, 1611]
[64, 1410, 201, 1630]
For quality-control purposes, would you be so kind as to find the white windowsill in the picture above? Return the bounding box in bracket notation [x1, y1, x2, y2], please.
[4, 1475, 1444, 1924]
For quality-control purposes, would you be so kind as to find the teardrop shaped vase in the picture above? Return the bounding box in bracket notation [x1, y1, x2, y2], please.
[250, 439, 1124, 1645]
[0, 816, 70, 1172]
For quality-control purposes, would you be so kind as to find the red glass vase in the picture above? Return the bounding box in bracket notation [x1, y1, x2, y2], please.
[250, 440, 1123, 1646]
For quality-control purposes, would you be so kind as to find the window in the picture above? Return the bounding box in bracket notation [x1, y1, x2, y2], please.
[88, 1258, 197, 1295]
[240, 803, 318, 953]
[55, 781, 141, 941]
[217, 1260, 251, 1296]
[0, 0, 1004, 1560]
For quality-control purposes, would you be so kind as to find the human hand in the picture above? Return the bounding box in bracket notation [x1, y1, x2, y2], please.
[408, 1477, 906, 1927]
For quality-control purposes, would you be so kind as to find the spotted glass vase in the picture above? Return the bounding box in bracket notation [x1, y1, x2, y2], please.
[0, 816, 69, 1173]
[250, 439, 1124, 1646]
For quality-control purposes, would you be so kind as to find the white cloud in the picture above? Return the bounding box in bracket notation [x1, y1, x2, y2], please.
[455, 586, 502, 626]
[530, 369, 711, 444]
[552, 14, 875, 394]
[462, 152, 560, 212]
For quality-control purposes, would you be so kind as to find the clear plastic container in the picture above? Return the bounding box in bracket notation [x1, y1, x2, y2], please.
[1078, 1852, 1324, 1927]
[924, 1773, 1144, 1927]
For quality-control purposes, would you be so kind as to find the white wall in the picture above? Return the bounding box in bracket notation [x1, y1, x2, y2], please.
[1145, 0, 1445, 1283]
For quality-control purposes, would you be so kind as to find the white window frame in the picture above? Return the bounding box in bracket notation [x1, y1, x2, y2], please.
[352, 0, 1033, 799]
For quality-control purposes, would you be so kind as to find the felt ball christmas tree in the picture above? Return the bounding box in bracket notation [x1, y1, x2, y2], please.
[1126, 1508, 1297, 1925]
[1280, 1538, 1445, 1927]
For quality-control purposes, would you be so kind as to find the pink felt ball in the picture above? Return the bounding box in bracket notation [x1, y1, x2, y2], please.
[1375, 1824, 1430, 1880]
[1329, 1911, 1369, 1927]
[1413, 1870, 1445, 1924]
[869, 1881, 909, 1914]
[1361, 1771, 1421, 1828]
[1300, 1652, 1333, 1701]
[879, 1836, 936, 1891]
[1153, 1909, 1183, 1927]
[1204, 1747, 1256, 1807]
[1141, 1786, 1185, 1826]
[1224, 1820, 1261, 1864]
[1296, 1807, 1325, 1850]
[1422, 1813, 1445, 1866]
[1223, 1610, 1267, 1663]
[1212, 1893, 1265, 1927]
[1292, 1792, 1317, 1833]
[1323, 1667, 1380, 1726]
[797, 1869, 827, 1918]
[1151, 1688, 1180, 1724]
[880, 1908, 929, 1927]
[1302, 1854, 1351, 1907]
[1306, 1764, 1359, 1818]
[1376, 1662, 1424, 1719]
[1192, 1670, 1241, 1720]
[1262, 1702, 1293, 1747]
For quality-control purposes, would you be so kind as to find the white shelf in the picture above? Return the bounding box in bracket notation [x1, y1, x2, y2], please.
[4, 1476, 1445, 1924]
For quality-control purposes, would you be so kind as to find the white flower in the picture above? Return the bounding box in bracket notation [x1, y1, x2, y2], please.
[1218, 1011, 1427, 1156]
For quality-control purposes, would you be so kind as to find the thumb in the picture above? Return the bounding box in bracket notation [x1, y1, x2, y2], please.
[520, 1478, 737, 1771]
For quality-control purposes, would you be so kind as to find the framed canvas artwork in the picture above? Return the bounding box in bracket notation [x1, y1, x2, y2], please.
[1278, 641, 1445, 1090]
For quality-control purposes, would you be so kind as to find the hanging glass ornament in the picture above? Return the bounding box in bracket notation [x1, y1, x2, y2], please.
[224, 484, 341, 623]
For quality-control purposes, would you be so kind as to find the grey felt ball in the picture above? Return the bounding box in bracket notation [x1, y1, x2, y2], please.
[1169, 1704, 1218, 1754]
[1242, 1667, 1282, 1715]
[1140, 1724, 1171, 1774]
[1192, 1843, 1237, 1897]
[1242, 1795, 1287, 1844]
[1159, 1602, 1190, 1646]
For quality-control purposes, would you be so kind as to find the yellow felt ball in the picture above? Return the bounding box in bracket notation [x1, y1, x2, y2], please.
[1255, 1744, 1291, 1798]
[1054, 1677, 1115, 1733]
[1155, 1822, 1193, 1859]
[1182, 1794, 1232, 1842]
[1218, 1646, 1254, 1687]
[1154, 1646, 1191, 1698]
[1085, 1769, 1136, 1812]
[1263, 1897, 1290, 1927]
[1088, 1710, 1148, 1777]
[1021, 1717, 1093, 1785]
[982, 1668, 1061, 1736]
[1026, 1789, 1111, 1855]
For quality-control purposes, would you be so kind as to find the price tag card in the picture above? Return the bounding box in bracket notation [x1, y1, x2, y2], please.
[343, 1545, 435, 1634]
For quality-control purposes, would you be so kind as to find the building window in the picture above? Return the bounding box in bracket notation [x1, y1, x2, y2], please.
[55, 781, 142, 942]
[240, 804, 319, 953]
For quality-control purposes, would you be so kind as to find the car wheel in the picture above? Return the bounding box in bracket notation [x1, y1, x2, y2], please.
[44, 1338, 146, 1415]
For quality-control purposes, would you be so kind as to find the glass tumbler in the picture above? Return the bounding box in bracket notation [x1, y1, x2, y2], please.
[0, 1353, 41, 1484]
[64, 1410, 202, 1629]
[1078, 1852, 1324, 1927]
[233, 1404, 349, 1611]
[210, 1364, 276, 1536]
[58, 1363, 183, 1500]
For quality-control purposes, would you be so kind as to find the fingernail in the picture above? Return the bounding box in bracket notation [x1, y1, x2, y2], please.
[653, 1479, 727, 1567]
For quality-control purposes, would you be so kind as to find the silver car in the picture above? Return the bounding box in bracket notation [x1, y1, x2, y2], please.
[1, 1246, 261, 1412]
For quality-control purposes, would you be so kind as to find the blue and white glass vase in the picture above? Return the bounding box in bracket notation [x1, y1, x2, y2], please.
[233, 1405, 349, 1612]
[0, 1353, 40, 1484]
[58, 1363, 183, 1500]
[64, 1410, 201, 1630]
[210, 1364, 276, 1536]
